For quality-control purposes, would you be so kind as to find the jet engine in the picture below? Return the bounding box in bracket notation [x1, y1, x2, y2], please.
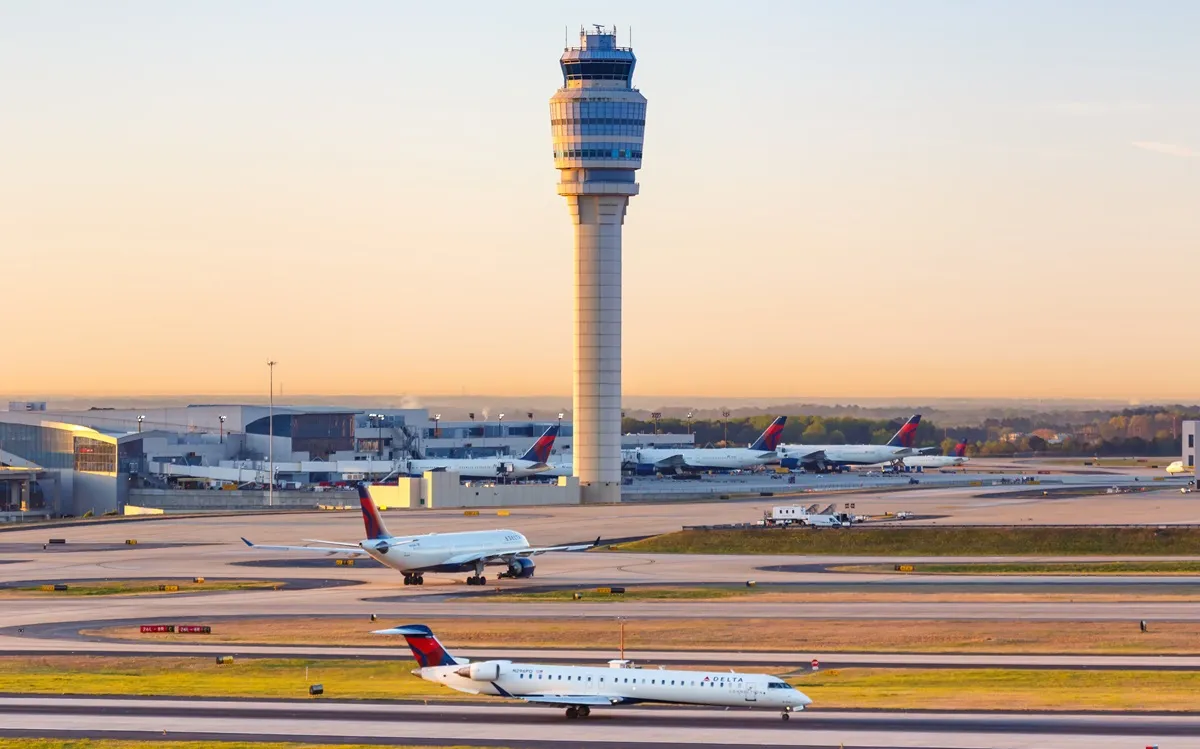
[456, 660, 510, 681]
[499, 557, 535, 579]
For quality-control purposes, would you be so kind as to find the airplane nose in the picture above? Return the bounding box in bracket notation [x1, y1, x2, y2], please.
[799, 692, 813, 706]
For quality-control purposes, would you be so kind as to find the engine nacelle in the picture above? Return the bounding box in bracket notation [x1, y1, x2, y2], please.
[500, 557, 536, 579]
[457, 660, 510, 681]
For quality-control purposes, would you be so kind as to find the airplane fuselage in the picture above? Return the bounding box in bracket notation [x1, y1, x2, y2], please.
[415, 661, 811, 711]
[779, 443, 911, 468]
[405, 458, 547, 480]
[362, 530, 530, 574]
[628, 448, 776, 472]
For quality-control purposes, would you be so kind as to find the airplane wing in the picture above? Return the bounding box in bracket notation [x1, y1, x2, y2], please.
[513, 694, 625, 706]
[301, 538, 363, 547]
[439, 537, 601, 568]
[240, 537, 369, 556]
[489, 681, 624, 706]
[784, 447, 826, 460]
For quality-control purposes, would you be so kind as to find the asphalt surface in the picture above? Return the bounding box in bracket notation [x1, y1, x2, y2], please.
[1, 697, 1198, 748]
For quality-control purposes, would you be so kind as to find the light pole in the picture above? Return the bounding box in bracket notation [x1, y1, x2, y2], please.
[558, 412, 564, 432]
[651, 412, 661, 435]
[433, 413, 441, 439]
[686, 411, 693, 435]
[722, 409, 731, 447]
[218, 415, 226, 444]
[137, 415, 145, 433]
[267, 360, 276, 508]
[498, 413, 505, 453]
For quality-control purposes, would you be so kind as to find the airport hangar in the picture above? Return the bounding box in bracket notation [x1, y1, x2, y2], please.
[0, 402, 694, 519]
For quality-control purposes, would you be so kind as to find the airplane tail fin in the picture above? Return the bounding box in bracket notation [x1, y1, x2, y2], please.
[357, 483, 392, 540]
[749, 416, 787, 451]
[518, 424, 559, 464]
[954, 440, 968, 458]
[373, 623, 462, 667]
[886, 415, 922, 448]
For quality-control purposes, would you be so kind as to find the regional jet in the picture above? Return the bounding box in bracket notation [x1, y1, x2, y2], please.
[377, 623, 813, 721]
[241, 484, 595, 586]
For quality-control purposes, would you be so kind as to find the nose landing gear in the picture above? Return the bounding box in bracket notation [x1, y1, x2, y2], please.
[780, 708, 791, 721]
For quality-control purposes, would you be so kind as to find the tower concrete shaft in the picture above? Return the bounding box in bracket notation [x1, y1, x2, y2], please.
[550, 26, 646, 504]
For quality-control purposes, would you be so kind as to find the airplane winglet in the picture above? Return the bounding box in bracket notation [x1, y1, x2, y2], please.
[241, 537, 255, 547]
[593, 536, 601, 548]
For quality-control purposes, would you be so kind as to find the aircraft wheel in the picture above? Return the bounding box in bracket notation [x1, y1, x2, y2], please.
[781, 711, 790, 721]
[579, 706, 590, 718]
[478, 575, 487, 585]
[402, 576, 411, 586]
[565, 706, 578, 719]
[415, 575, 424, 585]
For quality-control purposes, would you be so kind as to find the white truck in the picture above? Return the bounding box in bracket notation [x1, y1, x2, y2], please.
[766, 505, 853, 528]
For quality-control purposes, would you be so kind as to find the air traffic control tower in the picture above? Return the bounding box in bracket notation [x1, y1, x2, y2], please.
[550, 26, 647, 504]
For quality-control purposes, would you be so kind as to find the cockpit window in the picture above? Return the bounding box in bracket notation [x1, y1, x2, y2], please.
[767, 682, 795, 689]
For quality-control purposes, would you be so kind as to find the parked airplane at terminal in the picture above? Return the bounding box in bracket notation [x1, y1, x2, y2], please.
[241, 484, 594, 585]
[778, 415, 922, 472]
[377, 623, 813, 721]
[625, 416, 787, 474]
[898, 440, 969, 469]
[404, 425, 559, 480]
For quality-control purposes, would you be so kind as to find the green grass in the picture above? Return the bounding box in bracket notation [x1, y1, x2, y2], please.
[836, 561, 1200, 575]
[8, 580, 283, 596]
[495, 586, 755, 602]
[618, 527, 1200, 556]
[0, 657, 434, 700]
[797, 668, 1200, 711]
[1, 657, 1195, 713]
[0, 742, 498, 749]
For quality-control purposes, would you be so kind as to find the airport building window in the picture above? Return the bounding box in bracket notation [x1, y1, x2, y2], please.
[1190, 456, 1194, 467]
[1190, 435, 1194, 448]
[74, 437, 116, 474]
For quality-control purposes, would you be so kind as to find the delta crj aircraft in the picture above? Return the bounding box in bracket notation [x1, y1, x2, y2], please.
[242, 484, 595, 585]
[777, 414, 925, 472]
[402, 424, 559, 479]
[625, 416, 788, 474]
[888, 439, 970, 470]
[378, 623, 813, 721]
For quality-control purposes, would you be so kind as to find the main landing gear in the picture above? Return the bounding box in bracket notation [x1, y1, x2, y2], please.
[565, 706, 590, 719]
[466, 575, 488, 586]
[402, 574, 425, 586]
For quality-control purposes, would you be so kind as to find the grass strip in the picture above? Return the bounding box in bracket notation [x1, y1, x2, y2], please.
[6, 580, 283, 597]
[616, 527, 1200, 556]
[834, 561, 1200, 575]
[798, 668, 1200, 711]
[86, 617, 1200, 655]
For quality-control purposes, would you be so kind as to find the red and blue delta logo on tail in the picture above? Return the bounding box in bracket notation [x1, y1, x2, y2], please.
[395, 624, 458, 667]
[357, 483, 392, 540]
[886, 415, 922, 448]
[954, 441, 968, 458]
[519, 424, 559, 464]
[750, 416, 787, 452]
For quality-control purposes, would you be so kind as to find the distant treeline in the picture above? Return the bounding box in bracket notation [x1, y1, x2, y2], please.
[623, 406, 1196, 457]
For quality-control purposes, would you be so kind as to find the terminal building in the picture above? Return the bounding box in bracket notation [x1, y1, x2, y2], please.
[0, 402, 693, 517]
[1182, 421, 1198, 474]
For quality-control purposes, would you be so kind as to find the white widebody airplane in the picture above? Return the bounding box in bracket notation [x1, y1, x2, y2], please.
[404, 425, 559, 479]
[377, 623, 813, 721]
[778, 415, 923, 472]
[627, 417, 787, 474]
[242, 484, 595, 586]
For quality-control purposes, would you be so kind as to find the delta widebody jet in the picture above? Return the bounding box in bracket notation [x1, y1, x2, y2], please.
[403, 425, 559, 480]
[378, 623, 813, 721]
[242, 484, 594, 586]
[778, 415, 924, 472]
[626, 416, 787, 474]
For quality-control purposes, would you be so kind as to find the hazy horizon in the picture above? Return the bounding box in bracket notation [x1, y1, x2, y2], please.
[4, 1, 1197, 400]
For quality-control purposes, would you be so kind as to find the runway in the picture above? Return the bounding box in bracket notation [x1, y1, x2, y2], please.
[1, 696, 1197, 749]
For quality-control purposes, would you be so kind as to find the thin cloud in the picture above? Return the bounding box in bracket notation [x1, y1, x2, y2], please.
[1046, 101, 1148, 116]
[1132, 141, 1198, 159]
